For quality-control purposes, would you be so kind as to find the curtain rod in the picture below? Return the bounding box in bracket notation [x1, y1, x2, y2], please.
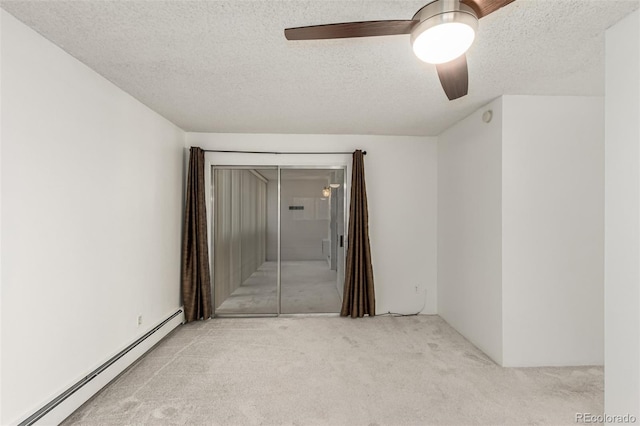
[200, 149, 366, 155]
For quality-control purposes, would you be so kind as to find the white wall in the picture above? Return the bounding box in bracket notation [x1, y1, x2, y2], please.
[502, 95, 604, 367]
[280, 178, 330, 261]
[604, 9, 640, 418]
[0, 10, 4, 423]
[438, 98, 504, 364]
[0, 10, 185, 425]
[190, 133, 438, 315]
[438, 95, 605, 367]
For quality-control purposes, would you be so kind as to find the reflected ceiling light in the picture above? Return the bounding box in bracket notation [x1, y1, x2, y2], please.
[322, 187, 331, 198]
[329, 171, 342, 189]
[410, 0, 478, 65]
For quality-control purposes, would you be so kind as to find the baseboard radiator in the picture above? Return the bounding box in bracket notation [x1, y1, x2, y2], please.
[18, 309, 184, 426]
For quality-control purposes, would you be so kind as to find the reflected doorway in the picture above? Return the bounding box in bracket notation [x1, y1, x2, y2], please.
[212, 166, 346, 316]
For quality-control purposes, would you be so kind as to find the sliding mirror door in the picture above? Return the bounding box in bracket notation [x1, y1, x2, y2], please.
[280, 168, 345, 314]
[213, 168, 277, 315]
[212, 166, 346, 316]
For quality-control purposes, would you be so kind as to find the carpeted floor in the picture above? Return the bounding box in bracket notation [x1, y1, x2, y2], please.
[62, 316, 603, 425]
[216, 261, 341, 315]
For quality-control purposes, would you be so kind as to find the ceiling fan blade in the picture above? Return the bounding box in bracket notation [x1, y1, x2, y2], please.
[285, 20, 417, 41]
[461, 0, 515, 18]
[436, 55, 469, 101]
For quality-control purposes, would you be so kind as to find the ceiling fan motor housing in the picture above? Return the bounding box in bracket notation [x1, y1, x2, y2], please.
[411, 0, 479, 64]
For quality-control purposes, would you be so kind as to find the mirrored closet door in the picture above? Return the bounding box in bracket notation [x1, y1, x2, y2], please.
[212, 165, 345, 316]
[280, 168, 344, 314]
[212, 168, 277, 315]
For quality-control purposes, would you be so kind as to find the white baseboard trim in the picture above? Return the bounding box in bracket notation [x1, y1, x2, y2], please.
[16, 308, 185, 426]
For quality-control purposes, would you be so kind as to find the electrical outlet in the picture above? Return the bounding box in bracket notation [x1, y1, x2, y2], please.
[137, 314, 143, 326]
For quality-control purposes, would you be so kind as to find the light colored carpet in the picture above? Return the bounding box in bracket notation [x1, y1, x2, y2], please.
[216, 261, 341, 315]
[62, 316, 603, 425]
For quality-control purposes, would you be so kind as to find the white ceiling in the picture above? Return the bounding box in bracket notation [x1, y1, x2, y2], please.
[1, 0, 638, 136]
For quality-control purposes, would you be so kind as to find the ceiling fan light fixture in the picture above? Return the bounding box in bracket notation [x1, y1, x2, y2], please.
[284, 0, 518, 101]
[410, 1, 478, 65]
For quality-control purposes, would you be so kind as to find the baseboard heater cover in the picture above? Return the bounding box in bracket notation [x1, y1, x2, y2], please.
[18, 309, 183, 426]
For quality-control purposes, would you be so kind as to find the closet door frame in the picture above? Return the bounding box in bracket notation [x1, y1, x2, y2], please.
[209, 164, 347, 317]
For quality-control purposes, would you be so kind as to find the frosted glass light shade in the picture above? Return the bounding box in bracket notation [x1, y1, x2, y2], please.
[410, 11, 478, 65]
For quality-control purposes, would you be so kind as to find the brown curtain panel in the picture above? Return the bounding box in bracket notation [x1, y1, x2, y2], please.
[341, 150, 376, 318]
[181, 147, 212, 322]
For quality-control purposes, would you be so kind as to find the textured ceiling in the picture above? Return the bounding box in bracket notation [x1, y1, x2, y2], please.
[2, 0, 638, 136]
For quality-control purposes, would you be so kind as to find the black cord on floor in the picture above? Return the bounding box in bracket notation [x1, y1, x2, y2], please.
[377, 311, 421, 317]
[377, 287, 428, 317]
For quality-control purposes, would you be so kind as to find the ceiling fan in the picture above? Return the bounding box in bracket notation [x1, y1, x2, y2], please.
[285, 0, 515, 100]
